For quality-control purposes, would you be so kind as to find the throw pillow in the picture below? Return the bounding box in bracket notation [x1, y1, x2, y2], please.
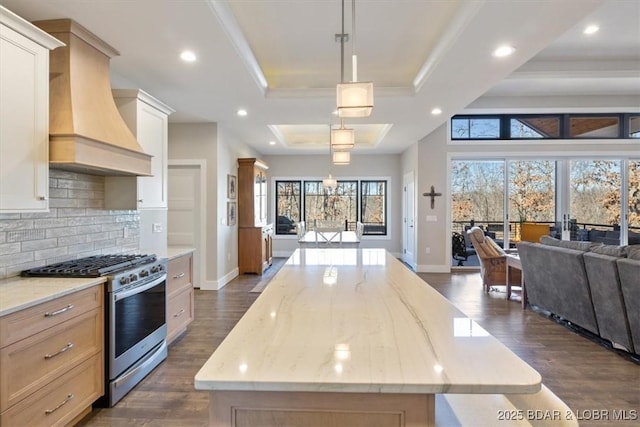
[540, 235, 591, 251]
[626, 245, 640, 260]
[590, 244, 627, 258]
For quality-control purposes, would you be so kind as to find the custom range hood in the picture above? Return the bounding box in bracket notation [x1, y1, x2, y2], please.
[34, 19, 151, 176]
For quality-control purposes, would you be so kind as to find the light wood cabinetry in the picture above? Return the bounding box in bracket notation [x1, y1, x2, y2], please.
[0, 7, 64, 213]
[167, 252, 194, 345]
[105, 89, 174, 210]
[237, 158, 273, 275]
[0, 284, 104, 426]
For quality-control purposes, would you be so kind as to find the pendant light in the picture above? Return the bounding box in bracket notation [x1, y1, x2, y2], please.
[337, 0, 373, 118]
[332, 150, 351, 165]
[330, 119, 355, 151]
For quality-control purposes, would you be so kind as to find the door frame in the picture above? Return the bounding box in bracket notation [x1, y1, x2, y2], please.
[168, 159, 207, 288]
[402, 171, 416, 269]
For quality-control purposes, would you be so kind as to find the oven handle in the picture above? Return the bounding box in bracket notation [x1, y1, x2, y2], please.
[114, 274, 166, 302]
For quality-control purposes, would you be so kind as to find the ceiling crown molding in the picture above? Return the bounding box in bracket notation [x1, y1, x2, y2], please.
[207, 0, 268, 94]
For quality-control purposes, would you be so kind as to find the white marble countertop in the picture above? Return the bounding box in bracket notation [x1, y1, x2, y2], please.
[0, 275, 106, 317]
[195, 248, 541, 394]
[139, 245, 195, 261]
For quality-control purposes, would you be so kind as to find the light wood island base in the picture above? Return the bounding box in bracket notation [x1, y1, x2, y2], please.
[208, 390, 434, 427]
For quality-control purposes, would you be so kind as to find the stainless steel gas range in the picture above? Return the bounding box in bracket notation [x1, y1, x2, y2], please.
[22, 254, 168, 406]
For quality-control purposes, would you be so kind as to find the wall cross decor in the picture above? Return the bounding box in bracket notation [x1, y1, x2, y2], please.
[422, 185, 442, 209]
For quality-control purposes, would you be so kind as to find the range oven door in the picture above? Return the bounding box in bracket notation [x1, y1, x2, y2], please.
[109, 273, 167, 379]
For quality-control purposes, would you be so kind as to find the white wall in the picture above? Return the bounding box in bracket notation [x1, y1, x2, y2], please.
[216, 124, 260, 286]
[168, 122, 260, 289]
[264, 153, 403, 257]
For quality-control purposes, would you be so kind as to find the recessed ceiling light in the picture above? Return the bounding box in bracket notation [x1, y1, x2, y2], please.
[583, 25, 599, 35]
[431, 108, 442, 115]
[237, 109, 247, 117]
[492, 45, 516, 58]
[268, 141, 276, 146]
[179, 50, 197, 62]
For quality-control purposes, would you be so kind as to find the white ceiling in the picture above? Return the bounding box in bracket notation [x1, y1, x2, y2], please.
[2, 0, 639, 155]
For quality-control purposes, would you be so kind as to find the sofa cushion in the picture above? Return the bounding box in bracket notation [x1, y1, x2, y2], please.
[540, 235, 593, 251]
[627, 245, 640, 260]
[590, 244, 627, 258]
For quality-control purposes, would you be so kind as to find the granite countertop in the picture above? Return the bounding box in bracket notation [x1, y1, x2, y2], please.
[0, 275, 106, 317]
[195, 248, 541, 395]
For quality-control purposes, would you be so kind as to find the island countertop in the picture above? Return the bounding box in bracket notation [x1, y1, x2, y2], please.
[195, 248, 541, 395]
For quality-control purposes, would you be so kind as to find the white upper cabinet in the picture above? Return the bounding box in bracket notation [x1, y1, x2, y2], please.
[108, 89, 174, 210]
[0, 7, 63, 213]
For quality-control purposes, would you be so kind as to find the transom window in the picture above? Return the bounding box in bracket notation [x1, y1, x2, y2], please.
[451, 113, 638, 140]
[275, 179, 388, 236]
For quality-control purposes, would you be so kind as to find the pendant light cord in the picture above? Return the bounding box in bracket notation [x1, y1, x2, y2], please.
[340, 0, 345, 84]
[352, 0, 357, 82]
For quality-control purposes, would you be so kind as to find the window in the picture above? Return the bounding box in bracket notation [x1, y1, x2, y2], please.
[569, 115, 620, 138]
[274, 179, 388, 236]
[451, 117, 500, 139]
[451, 113, 633, 140]
[510, 116, 561, 139]
[627, 115, 640, 138]
[361, 180, 387, 235]
[275, 181, 301, 235]
[304, 181, 357, 229]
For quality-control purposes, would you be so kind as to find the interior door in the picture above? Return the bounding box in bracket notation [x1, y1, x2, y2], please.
[402, 172, 416, 268]
[168, 164, 202, 288]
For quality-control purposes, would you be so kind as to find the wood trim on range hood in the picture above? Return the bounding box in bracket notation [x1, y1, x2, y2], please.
[33, 19, 152, 176]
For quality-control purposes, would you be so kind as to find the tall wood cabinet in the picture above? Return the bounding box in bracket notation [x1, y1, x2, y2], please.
[0, 7, 64, 213]
[238, 158, 273, 275]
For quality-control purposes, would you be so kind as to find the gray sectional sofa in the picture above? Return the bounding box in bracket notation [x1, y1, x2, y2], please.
[517, 237, 639, 355]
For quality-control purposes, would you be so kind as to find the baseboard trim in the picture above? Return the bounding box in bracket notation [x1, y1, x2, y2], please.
[200, 268, 239, 290]
[416, 264, 451, 273]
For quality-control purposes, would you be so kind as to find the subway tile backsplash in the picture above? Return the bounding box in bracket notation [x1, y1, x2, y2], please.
[0, 169, 140, 279]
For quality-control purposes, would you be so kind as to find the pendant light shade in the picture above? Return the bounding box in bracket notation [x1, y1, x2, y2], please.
[330, 126, 355, 150]
[332, 150, 351, 165]
[337, 81, 373, 118]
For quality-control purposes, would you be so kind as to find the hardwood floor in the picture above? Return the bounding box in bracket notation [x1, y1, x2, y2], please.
[79, 264, 639, 426]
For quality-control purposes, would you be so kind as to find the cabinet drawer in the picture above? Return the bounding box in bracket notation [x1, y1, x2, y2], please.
[0, 307, 103, 412]
[167, 286, 194, 344]
[167, 253, 192, 295]
[0, 353, 103, 427]
[0, 285, 103, 348]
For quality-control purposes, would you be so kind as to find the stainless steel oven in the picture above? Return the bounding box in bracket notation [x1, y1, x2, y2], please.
[107, 267, 167, 406]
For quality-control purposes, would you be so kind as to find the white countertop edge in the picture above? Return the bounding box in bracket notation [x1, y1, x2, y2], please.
[165, 246, 195, 260]
[0, 276, 106, 317]
[194, 379, 542, 395]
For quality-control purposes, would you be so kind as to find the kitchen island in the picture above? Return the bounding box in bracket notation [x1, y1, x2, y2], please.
[195, 248, 541, 426]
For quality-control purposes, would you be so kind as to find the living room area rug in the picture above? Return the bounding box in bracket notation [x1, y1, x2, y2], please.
[249, 257, 287, 293]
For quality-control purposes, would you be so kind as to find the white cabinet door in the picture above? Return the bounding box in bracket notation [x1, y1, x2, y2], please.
[137, 101, 168, 208]
[0, 12, 62, 212]
[110, 89, 174, 210]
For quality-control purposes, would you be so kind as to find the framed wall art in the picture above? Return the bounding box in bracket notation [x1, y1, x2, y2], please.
[227, 174, 237, 199]
[227, 201, 237, 226]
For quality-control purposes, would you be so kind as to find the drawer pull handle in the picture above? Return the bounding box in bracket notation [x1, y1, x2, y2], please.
[174, 308, 185, 318]
[45, 393, 74, 415]
[44, 342, 74, 359]
[173, 272, 185, 279]
[44, 304, 73, 317]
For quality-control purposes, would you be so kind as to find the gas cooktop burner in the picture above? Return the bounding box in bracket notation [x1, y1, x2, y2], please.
[21, 254, 157, 278]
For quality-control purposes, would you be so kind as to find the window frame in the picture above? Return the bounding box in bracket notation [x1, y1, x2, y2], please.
[451, 113, 634, 141]
[273, 178, 389, 237]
